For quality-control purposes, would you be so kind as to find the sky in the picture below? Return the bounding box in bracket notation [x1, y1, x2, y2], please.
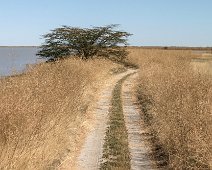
[0, 0, 212, 47]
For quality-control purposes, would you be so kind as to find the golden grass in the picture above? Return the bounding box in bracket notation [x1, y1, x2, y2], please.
[191, 54, 212, 75]
[127, 48, 212, 169]
[0, 58, 118, 170]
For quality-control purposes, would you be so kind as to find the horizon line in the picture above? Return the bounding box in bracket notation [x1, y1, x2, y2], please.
[0, 45, 211, 48]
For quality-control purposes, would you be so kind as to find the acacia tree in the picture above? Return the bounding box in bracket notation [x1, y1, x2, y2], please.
[37, 24, 131, 61]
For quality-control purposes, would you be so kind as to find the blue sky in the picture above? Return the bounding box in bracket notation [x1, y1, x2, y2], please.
[0, 0, 212, 46]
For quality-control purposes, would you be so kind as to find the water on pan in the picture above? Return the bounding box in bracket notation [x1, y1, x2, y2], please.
[0, 47, 43, 76]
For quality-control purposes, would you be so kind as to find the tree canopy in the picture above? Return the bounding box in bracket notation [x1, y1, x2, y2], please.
[37, 24, 132, 61]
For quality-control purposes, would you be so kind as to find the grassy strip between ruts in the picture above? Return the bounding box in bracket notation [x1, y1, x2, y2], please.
[100, 73, 132, 170]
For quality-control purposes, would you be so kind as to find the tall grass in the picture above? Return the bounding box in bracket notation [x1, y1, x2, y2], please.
[0, 58, 117, 170]
[128, 48, 212, 169]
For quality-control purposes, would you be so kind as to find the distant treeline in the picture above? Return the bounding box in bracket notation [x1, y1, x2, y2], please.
[129, 46, 212, 51]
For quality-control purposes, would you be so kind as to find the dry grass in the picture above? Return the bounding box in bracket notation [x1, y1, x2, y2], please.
[127, 48, 212, 169]
[0, 58, 118, 170]
[191, 53, 212, 75]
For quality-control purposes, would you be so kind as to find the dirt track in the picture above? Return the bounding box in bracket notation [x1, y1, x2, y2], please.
[60, 69, 158, 170]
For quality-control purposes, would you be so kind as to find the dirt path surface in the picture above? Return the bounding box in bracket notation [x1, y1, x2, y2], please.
[62, 69, 159, 170]
[122, 73, 158, 170]
[75, 69, 136, 170]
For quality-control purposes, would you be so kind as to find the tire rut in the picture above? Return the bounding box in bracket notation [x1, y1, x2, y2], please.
[122, 73, 159, 170]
